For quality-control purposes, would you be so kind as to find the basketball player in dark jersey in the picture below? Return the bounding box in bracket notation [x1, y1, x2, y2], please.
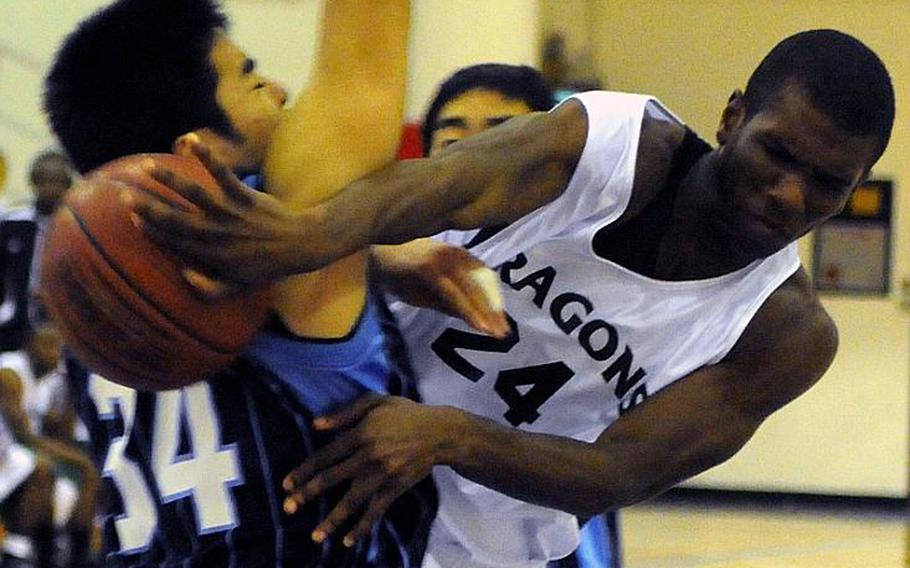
[44, 0, 434, 565]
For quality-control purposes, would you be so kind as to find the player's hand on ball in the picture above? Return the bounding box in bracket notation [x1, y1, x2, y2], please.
[282, 394, 459, 547]
[126, 134, 316, 291]
[373, 239, 510, 337]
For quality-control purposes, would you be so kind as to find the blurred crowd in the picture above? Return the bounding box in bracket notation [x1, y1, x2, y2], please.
[0, 151, 101, 567]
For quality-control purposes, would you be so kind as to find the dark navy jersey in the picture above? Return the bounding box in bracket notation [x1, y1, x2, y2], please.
[69, 294, 435, 567]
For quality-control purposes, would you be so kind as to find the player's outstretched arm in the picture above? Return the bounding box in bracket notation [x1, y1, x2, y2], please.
[261, 0, 412, 335]
[282, 270, 838, 544]
[131, 100, 588, 288]
[264, 0, 410, 210]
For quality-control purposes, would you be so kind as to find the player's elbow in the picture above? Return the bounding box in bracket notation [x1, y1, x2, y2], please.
[701, 425, 754, 470]
[811, 308, 839, 378]
[605, 423, 757, 512]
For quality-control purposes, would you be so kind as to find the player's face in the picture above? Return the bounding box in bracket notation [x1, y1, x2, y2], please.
[208, 33, 288, 172]
[715, 83, 878, 256]
[429, 89, 534, 156]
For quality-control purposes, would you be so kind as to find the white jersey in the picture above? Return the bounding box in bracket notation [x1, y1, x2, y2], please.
[389, 91, 800, 568]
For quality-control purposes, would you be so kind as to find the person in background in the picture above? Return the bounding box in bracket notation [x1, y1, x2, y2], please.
[0, 396, 57, 568]
[420, 63, 554, 155]
[0, 323, 99, 567]
[25, 152, 74, 324]
[0, 150, 74, 329]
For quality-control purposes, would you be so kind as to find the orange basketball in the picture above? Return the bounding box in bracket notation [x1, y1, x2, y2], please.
[41, 153, 272, 390]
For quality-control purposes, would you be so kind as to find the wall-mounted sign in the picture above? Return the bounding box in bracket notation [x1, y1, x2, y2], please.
[813, 179, 892, 294]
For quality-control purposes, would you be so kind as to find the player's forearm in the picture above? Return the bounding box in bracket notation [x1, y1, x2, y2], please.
[443, 410, 617, 516]
[442, 406, 745, 517]
[317, 0, 410, 86]
[310, 104, 584, 264]
[316, 155, 479, 255]
[265, 0, 408, 213]
[206, 157, 468, 278]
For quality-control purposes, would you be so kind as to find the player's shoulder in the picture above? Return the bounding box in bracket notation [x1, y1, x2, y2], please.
[547, 92, 688, 190]
[725, 266, 838, 383]
[615, 99, 695, 221]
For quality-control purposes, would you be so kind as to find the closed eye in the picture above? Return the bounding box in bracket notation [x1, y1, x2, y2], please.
[485, 116, 515, 128]
[764, 142, 796, 164]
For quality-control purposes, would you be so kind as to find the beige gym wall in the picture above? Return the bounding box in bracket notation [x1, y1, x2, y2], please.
[228, 0, 541, 120]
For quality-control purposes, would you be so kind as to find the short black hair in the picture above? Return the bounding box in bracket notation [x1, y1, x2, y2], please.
[422, 63, 554, 153]
[44, 0, 234, 174]
[743, 29, 895, 163]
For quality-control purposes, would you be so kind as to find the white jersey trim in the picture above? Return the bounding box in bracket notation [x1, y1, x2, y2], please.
[435, 91, 663, 270]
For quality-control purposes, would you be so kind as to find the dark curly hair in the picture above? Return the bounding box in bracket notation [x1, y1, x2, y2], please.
[44, 0, 235, 173]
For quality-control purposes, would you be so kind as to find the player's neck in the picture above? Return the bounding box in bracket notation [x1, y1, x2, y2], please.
[657, 154, 762, 279]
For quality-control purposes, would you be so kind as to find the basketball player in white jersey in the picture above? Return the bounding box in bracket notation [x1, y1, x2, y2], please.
[131, 30, 894, 568]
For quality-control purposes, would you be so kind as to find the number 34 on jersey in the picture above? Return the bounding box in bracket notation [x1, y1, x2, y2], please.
[88, 376, 242, 553]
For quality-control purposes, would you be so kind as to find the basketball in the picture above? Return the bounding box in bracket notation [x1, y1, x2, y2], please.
[40, 153, 272, 391]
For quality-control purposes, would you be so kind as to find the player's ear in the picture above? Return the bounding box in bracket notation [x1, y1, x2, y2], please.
[717, 89, 746, 146]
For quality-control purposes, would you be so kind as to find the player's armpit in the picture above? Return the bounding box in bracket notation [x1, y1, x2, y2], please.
[262, 0, 410, 336]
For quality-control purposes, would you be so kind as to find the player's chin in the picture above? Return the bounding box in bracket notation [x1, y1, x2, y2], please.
[733, 224, 793, 258]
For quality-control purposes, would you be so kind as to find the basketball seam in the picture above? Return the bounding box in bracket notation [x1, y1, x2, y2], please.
[64, 203, 237, 357]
